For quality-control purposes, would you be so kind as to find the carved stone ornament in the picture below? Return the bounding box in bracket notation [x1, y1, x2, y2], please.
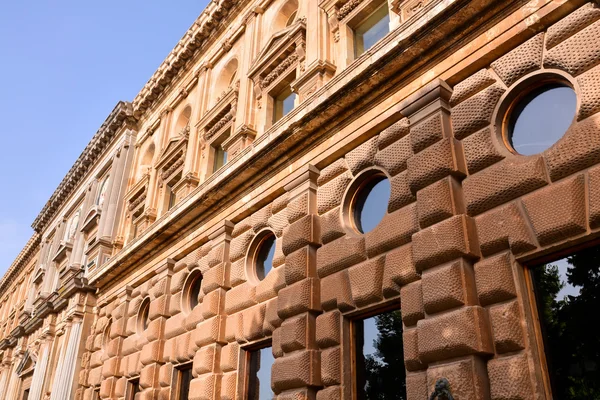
[128, 192, 147, 212]
[338, 0, 363, 20]
[161, 157, 185, 181]
[205, 112, 234, 140]
[260, 52, 299, 89]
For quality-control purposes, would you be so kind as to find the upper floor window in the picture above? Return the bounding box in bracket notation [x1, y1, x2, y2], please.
[245, 345, 275, 400]
[354, 3, 390, 57]
[97, 175, 110, 208]
[272, 71, 298, 124]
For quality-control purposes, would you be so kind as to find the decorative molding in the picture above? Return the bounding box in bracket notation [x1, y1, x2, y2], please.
[206, 112, 234, 140]
[0, 233, 40, 298]
[261, 53, 299, 88]
[338, 0, 362, 20]
[161, 157, 185, 181]
[128, 193, 147, 212]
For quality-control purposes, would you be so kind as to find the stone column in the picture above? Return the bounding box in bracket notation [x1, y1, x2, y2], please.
[273, 165, 322, 398]
[5, 355, 21, 400]
[29, 343, 50, 400]
[400, 79, 492, 399]
[50, 321, 82, 400]
[71, 182, 96, 269]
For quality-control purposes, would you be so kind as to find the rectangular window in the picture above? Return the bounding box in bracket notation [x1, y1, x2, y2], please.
[175, 364, 193, 400]
[354, 3, 390, 57]
[213, 145, 228, 172]
[353, 309, 406, 399]
[245, 345, 275, 400]
[92, 389, 100, 400]
[528, 245, 600, 399]
[126, 378, 140, 400]
[167, 185, 177, 210]
[273, 86, 298, 123]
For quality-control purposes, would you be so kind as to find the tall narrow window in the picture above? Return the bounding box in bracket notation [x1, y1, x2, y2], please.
[529, 245, 600, 399]
[354, 310, 406, 399]
[167, 185, 176, 211]
[213, 145, 228, 172]
[126, 379, 140, 400]
[175, 364, 193, 400]
[273, 86, 297, 123]
[354, 4, 390, 57]
[246, 346, 275, 400]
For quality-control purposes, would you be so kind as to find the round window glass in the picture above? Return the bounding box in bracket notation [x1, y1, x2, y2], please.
[507, 84, 577, 155]
[188, 274, 203, 311]
[256, 233, 276, 281]
[352, 175, 391, 234]
[139, 298, 150, 332]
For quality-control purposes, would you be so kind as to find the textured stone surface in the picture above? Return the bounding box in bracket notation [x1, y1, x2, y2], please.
[578, 65, 600, 120]
[474, 251, 517, 306]
[427, 357, 490, 400]
[321, 347, 341, 386]
[348, 257, 385, 307]
[417, 306, 493, 363]
[345, 136, 379, 175]
[545, 19, 600, 76]
[364, 203, 418, 258]
[382, 244, 420, 297]
[317, 158, 348, 186]
[378, 118, 410, 149]
[451, 84, 505, 139]
[462, 127, 504, 174]
[403, 328, 426, 371]
[388, 171, 416, 212]
[491, 33, 543, 86]
[282, 215, 320, 256]
[410, 112, 449, 153]
[317, 172, 352, 215]
[400, 281, 424, 327]
[450, 69, 496, 106]
[285, 246, 314, 286]
[374, 134, 413, 176]
[320, 270, 355, 312]
[489, 300, 525, 353]
[463, 156, 548, 216]
[488, 354, 533, 400]
[406, 372, 428, 400]
[522, 174, 587, 246]
[272, 350, 321, 392]
[277, 278, 320, 319]
[417, 176, 464, 229]
[317, 236, 367, 278]
[316, 311, 341, 348]
[547, 3, 600, 49]
[319, 207, 345, 245]
[422, 259, 477, 314]
[589, 164, 600, 228]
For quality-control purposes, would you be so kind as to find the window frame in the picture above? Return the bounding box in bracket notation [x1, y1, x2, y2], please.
[172, 362, 194, 400]
[238, 340, 274, 400]
[126, 378, 140, 400]
[352, 2, 391, 58]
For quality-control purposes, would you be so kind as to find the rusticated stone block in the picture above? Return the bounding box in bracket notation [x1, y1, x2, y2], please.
[417, 176, 464, 229]
[491, 33, 543, 86]
[264, 297, 282, 333]
[139, 363, 159, 388]
[365, 203, 418, 258]
[230, 259, 246, 287]
[221, 372, 237, 400]
[388, 171, 416, 213]
[272, 350, 321, 392]
[320, 270, 355, 312]
[578, 65, 600, 120]
[273, 327, 284, 358]
[149, 295, 170, 320]
[316, 310, 341, 348]
[318, 158, 348, 186]
[269, 210, 289, 237]
[285, 246, 315, 286]
[522, 174, 587, 246]
[451, 84, 505, 139]
[282, 215, 320, 256]
[202, 262, 229, 293]
[189, 374, 221, 400]
[406, 372, 428, 400]
[194, 344, 219, 375]
[427, 357, 489, 400]
[403, 328, 426, 371]
[252, 204, 273, 233]
[174, 332, 191, 363]
[590, 164, 600, 228]
[348, 256, 385, 307]
[316, 386, 341, 400]
[490, 300, 525, 353]
[278, 388, 318, 400]
[418, 306, 493, 363]
[242, 303, 267, 342]
[488, 354, 533, 400]
[412, 215, 480, 272]
[400, 281, 424, 327]
[317, 236, 367, 278]
[321, 347, 341, 386]
[207, 243, 225, 268]
[383, 244, 419, 298]
[320, 207, 345, 245]
[220, 342, 239, 372]
[450, 69, 496, 106]
[140, 340, 164, 365]
[200, 288, 222, 320]
[256, 265, 286, 302]
[463, 156, 548, 216]
[475, 202, 537, 256]
[273, 193, 290, 214]
[287, 193, 309, 224]
[101, 356, 120, 378]
[422, 259, 477, 314]
[281, 313, 313, 353]
[186, 303, 204, 331]
[378, 117, 410, 149]
[346, 136, 378, 175]
[100, 376, 117, 398]
[317, 172, 352, 215]
[462, 127, 504, 174]
[407, 138, 467, 193]
[545, 115, 600, 181]
[277, 278, 320, 319]
[374, 134, 412, 176]
[225, 283, 256, 315]
[411, 112, 450, 153]
[229, 230, 253, 262]
[547, 3, 600, 49]
[474, 251, 517, 306]
[273, 238, 285, 268]
[193, 316, 226, 347]
[544, 19, 600, 76]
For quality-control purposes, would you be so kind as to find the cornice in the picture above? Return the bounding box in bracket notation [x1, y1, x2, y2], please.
[31, 101, 137, 233]
[0, 233, 40, 298]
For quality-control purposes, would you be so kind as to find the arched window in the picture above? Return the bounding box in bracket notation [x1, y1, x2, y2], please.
[174, 106, 192, 136]
[272, 0, 299, 34]
[96, 176, 110, 208]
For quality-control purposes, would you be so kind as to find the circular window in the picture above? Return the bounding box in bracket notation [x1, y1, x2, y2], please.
[350, 172, 391, 234]
[138, 298, 150, 333]
[247, 231, 277, 283]
[185, 272, 203, 312]
[505, 83, 577, 155]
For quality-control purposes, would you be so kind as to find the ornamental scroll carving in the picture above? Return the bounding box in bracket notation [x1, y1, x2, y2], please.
[338, 0, 363, 20]
[128, 193, 147, 212]
[160, 157, 185, 181]
[260, 53, 299, 89]
[205, 112, 234, 140]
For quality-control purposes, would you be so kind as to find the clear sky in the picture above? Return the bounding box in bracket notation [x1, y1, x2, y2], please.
[0, 1, 209, 277]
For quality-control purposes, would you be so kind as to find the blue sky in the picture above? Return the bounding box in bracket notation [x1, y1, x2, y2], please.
[0, 1, 208, 277]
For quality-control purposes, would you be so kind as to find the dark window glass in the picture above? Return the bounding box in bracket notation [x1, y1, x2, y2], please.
[177, 366, 193, 400]
[531, 246, 600, 399]
[189, 274, 203, 311]
[355, 4, 390, 56]
[256, 234, 276, 281]
[508, 85, 576, 155]
[22, 389, 30, 400]
[168, 185, 176, 210]
[213, 146, 228, 171]
[274, 87, 297, 123]
[353, 175, 390, 234]
[127, 379, 140, 400]
[247, 347, 275, 400]
[139, 299, 150, 332]
[355, 310, 406, 400]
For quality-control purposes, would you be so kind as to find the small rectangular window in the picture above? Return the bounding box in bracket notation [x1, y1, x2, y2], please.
[126, 378, 140, 400]
[353, 309, 406, 400]
[175, 364, 193, 400]
[245, 346, 275, 400]
[354, 4, 390, 57]
[213, 145, 228, 172]
[273, 87, 298, 123]
[167, 185, 177, 210]
[92, 389, 100, 400]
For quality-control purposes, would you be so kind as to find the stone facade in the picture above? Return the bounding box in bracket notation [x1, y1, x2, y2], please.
[1, 0, 600, 399]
